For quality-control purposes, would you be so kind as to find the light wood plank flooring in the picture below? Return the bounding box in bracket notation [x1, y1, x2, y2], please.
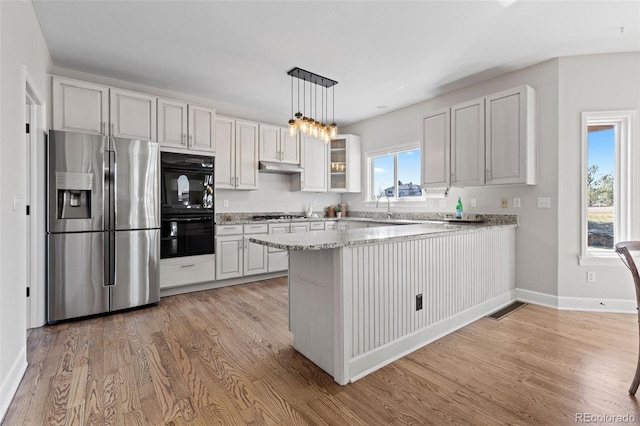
[4, 277, 640, 425]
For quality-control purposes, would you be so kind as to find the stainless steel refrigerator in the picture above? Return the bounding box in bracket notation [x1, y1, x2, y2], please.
[47, 130, 160, 322]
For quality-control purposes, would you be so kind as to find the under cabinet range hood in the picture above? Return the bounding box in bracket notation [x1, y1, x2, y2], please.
[258, 161, 304, 174]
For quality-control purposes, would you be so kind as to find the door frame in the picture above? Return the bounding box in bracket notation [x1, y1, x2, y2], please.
[22, 66, 46, 328]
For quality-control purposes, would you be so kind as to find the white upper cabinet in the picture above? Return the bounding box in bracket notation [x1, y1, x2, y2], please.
[280, 128, 300, 164]
[215, 116, 236, 189]
[188, 105, 216, 153]
[158, 99, 215, 154]
[259, 124, 300, 164]
[485, 85, 537, 185]
[421, 109, 450, 189]
[215, 116, 259, 190]
[110, 88, 157, 141]
[259, 124, 281, 162]
[293, 135, 327, 192]
[52, 77, 109, 135]
[157, 98, 188, 149]
[451, 97, 485, 187]
[53, 77, 157, 141]
[235, 120, 259, 190]
[328, 134, 361, 193]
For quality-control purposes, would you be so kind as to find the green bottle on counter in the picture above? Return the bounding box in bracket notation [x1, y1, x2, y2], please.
[456, 197, 463, 219]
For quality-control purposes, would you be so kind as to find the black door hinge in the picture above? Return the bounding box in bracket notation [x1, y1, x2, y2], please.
[26, 205, 30, 216]
[26, 287, 30, 297]
[26, 123, 30, 134]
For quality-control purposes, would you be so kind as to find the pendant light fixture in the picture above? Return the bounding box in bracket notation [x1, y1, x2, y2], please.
[287, 67, 338, 143]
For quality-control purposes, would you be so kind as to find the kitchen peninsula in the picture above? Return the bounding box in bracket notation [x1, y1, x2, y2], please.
[251, 221, 517, 385]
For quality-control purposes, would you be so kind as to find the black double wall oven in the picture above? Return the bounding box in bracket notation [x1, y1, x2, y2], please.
[161, 152, 214, 259]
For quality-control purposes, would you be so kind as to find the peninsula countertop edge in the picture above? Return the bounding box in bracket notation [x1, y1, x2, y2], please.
[249, 223, 518, 251]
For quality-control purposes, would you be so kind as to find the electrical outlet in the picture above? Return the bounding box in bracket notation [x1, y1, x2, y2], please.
[439, 199, 447, 208]
[416, 294, 423, 311]
[587, 271, 596, 282]
[501, 198, 508, 208]
[428, 199, 434, 208]
[470, 198, 477, 208]
[513, 198, 521, 208]
[223, 199, 229, 207]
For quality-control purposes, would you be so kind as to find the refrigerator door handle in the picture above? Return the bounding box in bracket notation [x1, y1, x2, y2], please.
[109, 231, 116, 286]
[110, 150, 117, 228]
[103, 231, 111, 286]
[103, 150, 110, 230]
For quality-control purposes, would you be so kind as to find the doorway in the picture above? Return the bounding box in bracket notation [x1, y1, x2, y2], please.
[23, 67, 45, 330]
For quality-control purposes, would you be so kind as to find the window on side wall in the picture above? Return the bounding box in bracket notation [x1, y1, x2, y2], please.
[580, 110, 638, 264]
[367, 143, 423, 201]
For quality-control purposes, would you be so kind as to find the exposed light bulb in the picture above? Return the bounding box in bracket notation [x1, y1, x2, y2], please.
[329, 123, 337, 139]
[288, 119, 297, 136]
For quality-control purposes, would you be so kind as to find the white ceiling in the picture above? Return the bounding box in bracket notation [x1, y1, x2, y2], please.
[32, 0, 640, 126]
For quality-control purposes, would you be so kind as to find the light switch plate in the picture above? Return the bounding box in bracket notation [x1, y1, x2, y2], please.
[428, 199, 434, 208]
[513, 198, 521, 208]
[537, 197, 551, 208]
[501, 198, 508, 208]
[470, 198, 477, 208]
[223, 199, 229, 207]
[439, 199, 447, 208]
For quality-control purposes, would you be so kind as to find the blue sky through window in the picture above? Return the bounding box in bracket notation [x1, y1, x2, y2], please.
[588, 128, 614, 177]
[373, 149, 421, 197]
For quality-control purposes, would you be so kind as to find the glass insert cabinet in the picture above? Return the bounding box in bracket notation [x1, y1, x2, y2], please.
[328, 135, 361, 193]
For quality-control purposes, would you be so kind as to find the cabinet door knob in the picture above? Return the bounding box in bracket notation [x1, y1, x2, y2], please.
[110, 123, 115, 136]
[189, 134, 193, 147]
[101, 122, 106, 135]
[182, 134, 186, 145]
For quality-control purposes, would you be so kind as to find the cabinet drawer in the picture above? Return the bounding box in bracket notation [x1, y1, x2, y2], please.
[215, 225, 243, 235]
[310, 222, 325, 231]
[244, 224, 268, 234]
[160, 255, 215, 289]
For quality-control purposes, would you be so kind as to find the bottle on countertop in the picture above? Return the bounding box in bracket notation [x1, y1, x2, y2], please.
[456, 197, 463, 219]
[307, 202, 313, 218]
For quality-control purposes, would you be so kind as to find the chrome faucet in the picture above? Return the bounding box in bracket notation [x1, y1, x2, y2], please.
[376, 194, 392, 219]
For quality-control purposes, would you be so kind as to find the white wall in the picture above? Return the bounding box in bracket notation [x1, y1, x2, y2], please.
[50, 67, 341, 214]
[342, 59, 561, 299]
[0, 1, 51, 419]
[557, 52, 640, 306]
[216, 173, 340, 215]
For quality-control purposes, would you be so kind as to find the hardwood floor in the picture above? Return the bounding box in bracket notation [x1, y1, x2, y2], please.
[4, 277, 640, 425]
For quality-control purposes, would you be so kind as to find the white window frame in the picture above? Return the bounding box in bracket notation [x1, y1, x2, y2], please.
[579, 110, 638, 266]
[365, 142, 424, 203]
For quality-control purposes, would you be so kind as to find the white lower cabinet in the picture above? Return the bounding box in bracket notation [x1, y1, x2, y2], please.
[309, 222, 325, 231]
[243, 224, 268, 276]
[215, 235, 244, 280]
[215, 224, 268, 279]
[268, 223, 290, 272]
[290, 222, 310, 233]
[160, 254, 215, 289]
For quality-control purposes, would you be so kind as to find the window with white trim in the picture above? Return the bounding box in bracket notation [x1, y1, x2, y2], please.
[367, 143, 423, 201]
[581, 110, 638, 261]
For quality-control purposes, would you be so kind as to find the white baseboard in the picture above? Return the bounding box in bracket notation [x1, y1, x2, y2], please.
[0, 347, 27, 422]
[349, 289, 517, 382]
[515, 288, 559, 309]
[517, 288, 636, 314]
[160, 271, 287, 297]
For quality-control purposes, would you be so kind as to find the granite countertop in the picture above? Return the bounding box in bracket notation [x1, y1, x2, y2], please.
[216, 216, 432, 226]
[249, 222, 517, 251]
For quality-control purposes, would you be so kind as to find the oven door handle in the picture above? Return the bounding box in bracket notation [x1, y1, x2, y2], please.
[163, 217, 212, 222]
